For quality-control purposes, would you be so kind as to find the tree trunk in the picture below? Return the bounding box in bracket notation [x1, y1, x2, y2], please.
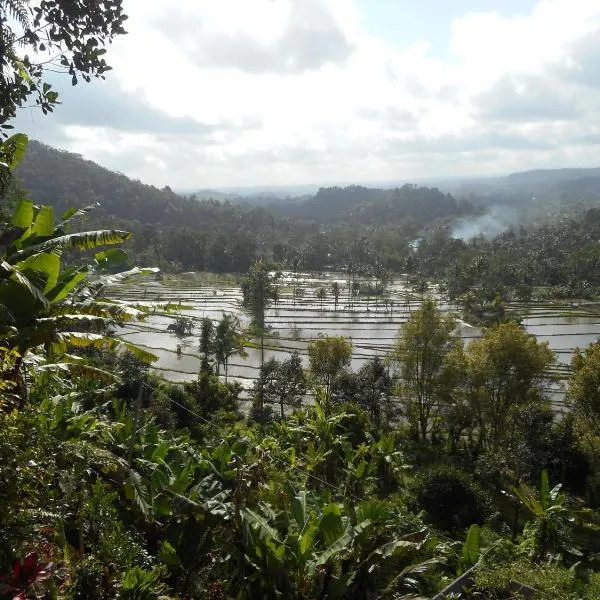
[259, 333, 265, 409]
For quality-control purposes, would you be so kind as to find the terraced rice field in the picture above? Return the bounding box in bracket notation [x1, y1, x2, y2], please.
[106, 272, 600, 411]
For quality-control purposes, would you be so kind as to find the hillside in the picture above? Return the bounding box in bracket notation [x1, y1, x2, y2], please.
[15, 141, 278, 233]
[506, 166, 600, 185]
[13, 141, 323, 272]
[268, 183, 467, 224]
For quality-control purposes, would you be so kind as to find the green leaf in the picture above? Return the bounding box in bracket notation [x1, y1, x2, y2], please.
[94, 266, 159, 286]
[11, 199, 34, 228]
[45, 268, 88, 303]
[53, 299, 145, 321]
[0, 261, 49, 309]
[42, 230, 132, 251]
[159, 541, 179, 569]
[31, 205, 54, 237]
[1, 133, 28, 170]
[311, 525, 354, 569]
[459, 525, 481, 574]
[318, 503, 344, 547]
[16, 251, 60, 293]
[299, 521, 318, 558]
[59, 203, 99, 228]
[37, 362, 118, 383]
[292, 490, 308, 529]
[242, 507, 283, 543]
[95, 248, 128, 269]
[52, 332, 158, 363]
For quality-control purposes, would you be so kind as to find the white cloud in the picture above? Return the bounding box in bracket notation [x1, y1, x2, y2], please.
[14, 0, 600, 188]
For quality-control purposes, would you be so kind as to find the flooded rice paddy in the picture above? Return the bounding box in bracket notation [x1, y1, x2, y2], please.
[107, 272, 600, 411]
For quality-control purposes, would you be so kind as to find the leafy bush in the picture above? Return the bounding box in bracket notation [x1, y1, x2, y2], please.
[413, 465, 489, 534]
[248, 398, 274, 425]
[474, 559, 581, 599]
[120, 566, 169, 600]
[80, 482, 150, 569]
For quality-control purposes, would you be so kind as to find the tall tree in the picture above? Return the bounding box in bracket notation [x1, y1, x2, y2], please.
[566, 342, 600, 463]
[255, 351, 307, 419]
[0, 0, 127, 134]
[316, 285, 327, 311]
[199, 316, 215, 373]
[213, 313, 246, 382]
[390, 299, 464, 442]
[467, 321, 554, 453]
[308, 335, 352, 416]
[241, 260, 279, 406]
[331, 281, 342, 311]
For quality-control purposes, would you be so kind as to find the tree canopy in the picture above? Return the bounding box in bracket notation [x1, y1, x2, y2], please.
[0, 0, 127, 132]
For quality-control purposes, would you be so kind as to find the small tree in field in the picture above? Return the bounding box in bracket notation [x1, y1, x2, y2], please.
[390, 299, 464, 442]
[308, 335, 352, 416]
[255, 351, 307, 419]
[241, 260, 280, 406]
[214, 314, 247, 382]
[316, 286, 327, 311]
[331, 281, 342, 311]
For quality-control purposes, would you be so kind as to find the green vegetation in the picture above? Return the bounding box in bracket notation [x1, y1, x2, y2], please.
[5, 7, 600, 598]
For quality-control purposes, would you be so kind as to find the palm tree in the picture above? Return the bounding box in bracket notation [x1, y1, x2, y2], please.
[199, 317, 215, 373]
[241, 260, 280, 405]
[331, 281, 342, 311]
[316, 285, 327, 311]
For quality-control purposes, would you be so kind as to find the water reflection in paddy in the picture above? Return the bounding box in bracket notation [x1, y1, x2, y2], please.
[110, 274, 600, 408]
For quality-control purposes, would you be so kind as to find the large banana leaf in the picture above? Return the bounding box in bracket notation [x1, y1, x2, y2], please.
[11, 198, 34, 229]
[15, 251, 60, 293]
[45, 267, 88, 303]
[58, 203, 100, 229]
[31, 205, 54, 237]
[36, 362, 119, 383]
[51, 332, 158, 363]
[22, 229, 131, 256]
[0, 260, 49, 309]
[93, 266, 160, 286]
[51, 300, 146, 321]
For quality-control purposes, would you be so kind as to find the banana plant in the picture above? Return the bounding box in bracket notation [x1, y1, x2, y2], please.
[286, 400, 353, 486]
[512, 470, 573, 561]
[0, 197, 158, 403]
[229, 484, 435, 599]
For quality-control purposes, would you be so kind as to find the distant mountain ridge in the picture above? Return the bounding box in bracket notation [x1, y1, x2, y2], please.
[507, 167, 600, 185]
[267, 184, 468, 224]
[15, 141, 469, 229]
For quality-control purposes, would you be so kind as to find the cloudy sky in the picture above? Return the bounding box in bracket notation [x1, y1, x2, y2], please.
[13, 0, 600, 189]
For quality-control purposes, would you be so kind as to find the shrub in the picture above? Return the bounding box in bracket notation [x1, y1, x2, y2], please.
[413, 465, 489, 534]
[474, 559, 580, 600]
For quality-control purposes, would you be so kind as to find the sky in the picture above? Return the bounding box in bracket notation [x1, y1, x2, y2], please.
[12, 0, 600, 189]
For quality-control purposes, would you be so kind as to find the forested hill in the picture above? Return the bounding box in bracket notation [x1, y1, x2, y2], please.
[268, 184, 468, 224]
[15, 140, 277, 232]
[13, 141, 474, 273]
[507, 166, 600, 185]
